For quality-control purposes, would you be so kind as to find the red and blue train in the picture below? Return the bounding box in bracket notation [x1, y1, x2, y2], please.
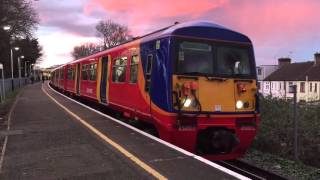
[50, 21, 259, 160]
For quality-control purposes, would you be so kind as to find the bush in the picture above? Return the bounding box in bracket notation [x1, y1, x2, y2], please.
[252, 96, 320, 167]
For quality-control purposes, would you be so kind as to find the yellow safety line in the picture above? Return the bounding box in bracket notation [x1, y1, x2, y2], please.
[42, 85, 167, 180]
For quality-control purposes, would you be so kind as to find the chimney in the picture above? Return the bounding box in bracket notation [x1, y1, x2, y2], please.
[314, 52, 320, 65]
[278, 58, 291, 68]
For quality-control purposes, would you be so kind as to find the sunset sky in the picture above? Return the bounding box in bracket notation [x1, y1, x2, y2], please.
[34, 0, 320, 68]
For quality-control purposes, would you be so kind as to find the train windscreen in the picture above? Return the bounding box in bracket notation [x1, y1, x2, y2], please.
[174, 40, 255, 78]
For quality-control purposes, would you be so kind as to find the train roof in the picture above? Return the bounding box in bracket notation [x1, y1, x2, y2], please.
[140, 21, 251, 43]
[52, 21, 252, 71]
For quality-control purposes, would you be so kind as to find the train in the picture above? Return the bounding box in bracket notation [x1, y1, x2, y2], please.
[50, 21, 259, 160]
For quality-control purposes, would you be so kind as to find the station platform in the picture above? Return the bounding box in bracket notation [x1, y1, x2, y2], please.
[0, 83, 248, 180]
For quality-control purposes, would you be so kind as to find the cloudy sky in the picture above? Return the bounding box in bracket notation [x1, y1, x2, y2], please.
[34, 0, 320, 67]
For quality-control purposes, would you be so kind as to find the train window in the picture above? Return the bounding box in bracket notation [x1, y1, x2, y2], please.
[130, 55, 139, 83]
[112, 57, 127, 82]
[146, 55, 153, 74]
[176, 41, 213, 75]
[60, 69, 64, 79]
[216, 46, 251, 76]
[82, 64, 88, 80]
[67, 67, 74, 80]
[145, 54, 153, 92]
[89, 63, 97, 81]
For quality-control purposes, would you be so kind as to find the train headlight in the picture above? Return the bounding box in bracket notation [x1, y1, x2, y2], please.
[236, 100, 244, 109]
[183, 98, 192, 108]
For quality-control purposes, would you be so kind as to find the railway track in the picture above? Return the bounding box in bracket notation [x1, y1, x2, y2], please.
[216, 160, 287, 180]
[53, 85, 288, 180]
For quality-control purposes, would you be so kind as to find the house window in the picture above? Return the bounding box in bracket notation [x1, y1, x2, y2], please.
[130, 55, 139, 83]
[112, 57, 127, 82]
[257, 68, 262, 75]
[257, 82, 261, 90]
[266, 84, 270, 90]
[310, 83, 312, 92]
[300, 82, 305, 93]
[89, 63, 97, 81]
[279, 83, 282, 90]
[315, 83, 318, 92]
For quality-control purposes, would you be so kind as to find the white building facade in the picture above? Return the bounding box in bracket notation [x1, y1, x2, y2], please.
[256, 65, 278, 94]
[260, 80, 320, 102]
[259, 54, 320, 102]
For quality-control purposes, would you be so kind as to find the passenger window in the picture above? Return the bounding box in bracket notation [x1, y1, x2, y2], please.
[130, 55, 139, 83]
[89, 63, 97, 81]
[112, 57, 127, 82]
[61, 69, 64, 79]
[67, 67, 74, 80]
[82, 64, 88, 80]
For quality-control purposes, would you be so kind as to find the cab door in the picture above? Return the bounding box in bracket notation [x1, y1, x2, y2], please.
[100, 56, 109, 103]
[144, 54, 153, 114]
[76, 63, 81, 95]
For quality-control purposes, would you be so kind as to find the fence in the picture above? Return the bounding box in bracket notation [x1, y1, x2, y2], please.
[0, 78, 29, 102]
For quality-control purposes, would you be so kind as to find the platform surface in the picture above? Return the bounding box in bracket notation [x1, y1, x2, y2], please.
[0, 83, 245, 180]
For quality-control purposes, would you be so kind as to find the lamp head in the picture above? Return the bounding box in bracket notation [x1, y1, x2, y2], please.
[3, 25, 11, 31]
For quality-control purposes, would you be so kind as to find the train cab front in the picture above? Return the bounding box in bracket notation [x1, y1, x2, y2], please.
[169, 38, 259, 160]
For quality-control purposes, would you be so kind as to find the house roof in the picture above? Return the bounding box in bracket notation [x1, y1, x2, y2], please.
[265, 61, 320, 81]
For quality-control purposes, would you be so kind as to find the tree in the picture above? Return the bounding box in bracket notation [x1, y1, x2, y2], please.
[0, 0, 38, 37]
[96, 19, 133, 50]
[0, 0, 39, 78]
[72, 43, 101, 60]
[9, 37, 42, 77]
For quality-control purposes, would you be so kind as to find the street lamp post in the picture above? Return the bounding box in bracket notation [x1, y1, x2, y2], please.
[10, 47, 20, 91]
[25, 60, 29, 78]
[0, 63, 5, 102]
[289, 85, 298, 161]
[18, 55, 24, 87]
[3, 25, 22, 91]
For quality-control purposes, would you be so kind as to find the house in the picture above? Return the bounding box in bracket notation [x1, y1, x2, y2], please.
[260, 53, 320, 102]
[256, 65, 278, 92]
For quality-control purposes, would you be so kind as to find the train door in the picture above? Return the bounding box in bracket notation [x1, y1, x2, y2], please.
[145, 54, 153, 114]
[76, 63, 80, 95]
[100, 56, 109, 103]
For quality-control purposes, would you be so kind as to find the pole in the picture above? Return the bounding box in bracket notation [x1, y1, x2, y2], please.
[0, 63, 4, 102]
[2, 69, 5, 101]
[10, 48, 14, 91]
[18, 57, 21, 87]
[293, 85, 298, 161]
[24, 61, 27, 77]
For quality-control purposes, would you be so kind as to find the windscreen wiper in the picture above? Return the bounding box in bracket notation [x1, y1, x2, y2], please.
[206, 76, 228, 81]
[181, 72, 206, 76]
[176, 72, 205, 80]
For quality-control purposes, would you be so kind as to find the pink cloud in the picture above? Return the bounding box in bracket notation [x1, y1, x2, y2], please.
[85, 0, 227, 35]
[213, 0, 320, 63]
[219, 1, 320, 43]
[85, 0, 320, 43]
[39, 0, 320, 67]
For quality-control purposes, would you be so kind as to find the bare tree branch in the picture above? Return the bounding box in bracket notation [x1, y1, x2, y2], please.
[95, 19, 132, 50]
[72, 43, 101, 60]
